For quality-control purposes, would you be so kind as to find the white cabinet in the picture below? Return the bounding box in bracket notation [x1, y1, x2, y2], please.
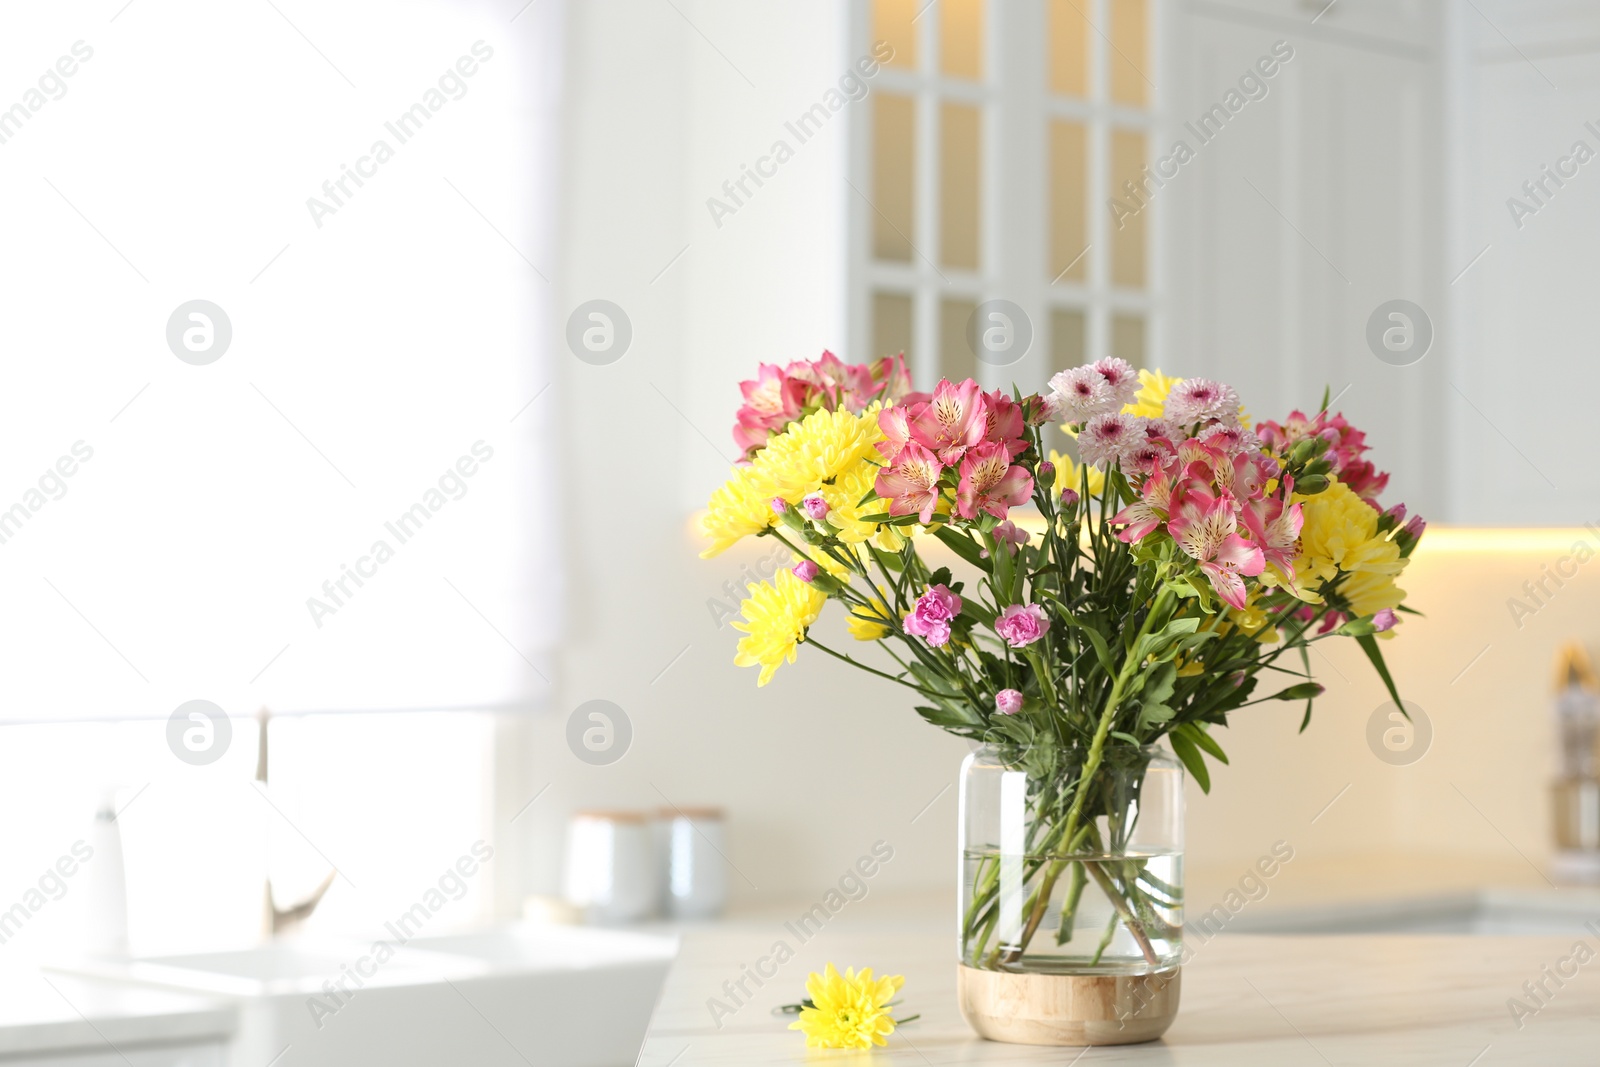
[1165, 0, 1600, 525]
[1163, 0, 1449, 517]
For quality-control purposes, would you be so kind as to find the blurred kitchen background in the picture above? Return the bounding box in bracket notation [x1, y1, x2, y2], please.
[0, 0, 1596, 969]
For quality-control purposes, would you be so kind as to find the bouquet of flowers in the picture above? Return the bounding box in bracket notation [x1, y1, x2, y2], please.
[700, 351, 1421, 971]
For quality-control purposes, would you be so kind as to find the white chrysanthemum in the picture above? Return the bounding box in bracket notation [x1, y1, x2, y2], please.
[1164, 377, 1240, 426]
[1197, 422, 1259, 455]
[1091, 357, 1140, 407]
[1137, 416, 1181, 443]
[1079, 412, 1137, 468]
[1047, 365, 1116, 423]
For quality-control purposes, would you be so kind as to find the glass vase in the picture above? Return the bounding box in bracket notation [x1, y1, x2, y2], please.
[956, 743, 1184, 1045]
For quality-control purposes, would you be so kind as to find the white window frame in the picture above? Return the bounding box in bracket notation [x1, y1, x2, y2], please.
[848, 0, 1165, 390]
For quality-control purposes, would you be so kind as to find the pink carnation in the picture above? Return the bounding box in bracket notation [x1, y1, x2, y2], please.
[904, 584, 963, 648]
[995, 689, 1024, 715]
[994, 604, 1049, 648]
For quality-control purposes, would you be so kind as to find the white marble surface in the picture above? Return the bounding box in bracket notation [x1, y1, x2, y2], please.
[639, 918, 1600, 1064]
[0, 968, 233, 1056]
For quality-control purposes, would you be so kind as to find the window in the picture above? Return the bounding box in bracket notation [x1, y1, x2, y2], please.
[855, 0, 1157, 397]
[0, 0, 559, 953]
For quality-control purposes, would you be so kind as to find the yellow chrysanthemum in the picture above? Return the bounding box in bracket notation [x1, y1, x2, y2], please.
[732, 569, 827, 686]
[1123, 368, 1182, 419]
[788, 964, 904, 1050]
[1229, 593, 1281, 644]
[1293, 480, 1405, 591]
[846, 591, 894, 641]
[1340, 568, 1406, 626]
[1048, 449, 1106, 500]
[821, 458, 888, 545]
[699, 466, 776, 558]
[702, 405, 888, 556]
[757, 404, 885, 504]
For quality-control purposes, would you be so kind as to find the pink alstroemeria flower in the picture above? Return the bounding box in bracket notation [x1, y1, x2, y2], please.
[875, 442, 945, 524]
[982, 388, 1027, 453]
[956, 442, 1034, 520]
[1111, 469, 1176, 543]
[1241, 495, 1303, 572]
[1165, 488, 1265, 610]
[877, 404, 915, 466]
[909, 379, 987, 466]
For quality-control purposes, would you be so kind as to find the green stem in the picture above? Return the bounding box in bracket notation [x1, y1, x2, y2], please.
[1007, 588, 1176, 957]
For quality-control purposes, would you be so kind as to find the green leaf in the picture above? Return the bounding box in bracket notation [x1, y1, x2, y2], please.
[928, 567, 953, 588]
[963, 599, 997, 628]
[1354, 633, 1404, 709]
[1297, 645, 1315, 733]
[1138, 702, 1175, 728]
[1165, 578, 1202, 599]
[1139, 661, 1177, 706]
[1335, 617, 1378, 637]
[933, 527, 990, 573]
[912, 704, 983, 731]
[1111, 730, 1143, 746]
[1168, 730, 1210, 793]
[1273, 681, 1326, 701]
[1065, 618, 1116, 677]
[1178, 722, 1229, 765]
[1135, 617, 1202, 664]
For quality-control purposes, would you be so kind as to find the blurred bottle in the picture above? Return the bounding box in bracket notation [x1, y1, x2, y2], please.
[658, 807, 727, 920]
[83, 789, 128, 957]
[1552, 643, 1600, 883]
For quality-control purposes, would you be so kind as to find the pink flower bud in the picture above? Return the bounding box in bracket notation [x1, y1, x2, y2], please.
[791, 560, 820, 583]
[1372, 608, 1397, 632]
[1384, 502, 1407, 526]
[800, 493, 831, 521]
[1402, 514, 1426, 539]
[1038, 461, 1055, 479]
[770, 497, 790, 515]
[994, 520, 1030, 550]
[995, 689, 1024, 716]
[1060, 488, 1080, 508]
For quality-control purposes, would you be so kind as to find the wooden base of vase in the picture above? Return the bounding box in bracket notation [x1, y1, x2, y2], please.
[957, 963, 1180, 1046]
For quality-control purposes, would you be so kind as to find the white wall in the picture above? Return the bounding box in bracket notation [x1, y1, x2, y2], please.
[526, 0, 973, 908]
[533, 0, 1600, 915]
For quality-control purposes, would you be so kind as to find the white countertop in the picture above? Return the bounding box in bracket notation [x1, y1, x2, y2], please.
[0, 968, 234, 1057]
[638, 918, 1600, 1064]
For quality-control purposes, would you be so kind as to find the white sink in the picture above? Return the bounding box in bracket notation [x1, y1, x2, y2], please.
[51, 925, 677, 1067]
[1227, 888, 1600, 936]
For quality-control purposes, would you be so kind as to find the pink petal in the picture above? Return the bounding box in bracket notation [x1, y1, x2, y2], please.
[1212, 532, 1266, 577]
[1201, 562, 1250, 610]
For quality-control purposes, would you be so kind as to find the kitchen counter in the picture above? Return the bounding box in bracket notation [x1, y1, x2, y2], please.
[638, 920, 1600, 1064]
[0, 968, 233, 1059]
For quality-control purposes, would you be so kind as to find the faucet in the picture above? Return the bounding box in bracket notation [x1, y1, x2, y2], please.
[256, 706, 336, 937]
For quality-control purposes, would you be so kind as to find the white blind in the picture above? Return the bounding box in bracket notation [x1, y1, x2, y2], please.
[0, 0, 560, 719]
